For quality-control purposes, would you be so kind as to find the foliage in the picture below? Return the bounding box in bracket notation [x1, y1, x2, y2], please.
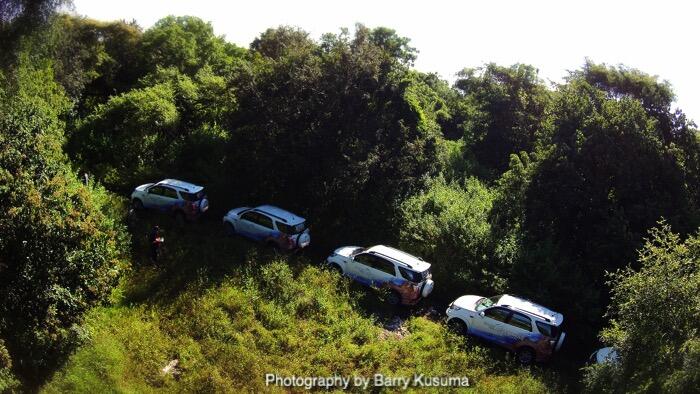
[398, 176, 501, 297]
[43, 258, 551, 393]
[0, 59, 127, 377]
[69, 83, 179, 188]
[583, 224, 700, 393]
[48, 15, 144, 109]
[0, 0, 70, 64]
[494, 74, 700, 357]
[0, 339, 20, 392]
[2, 10, 700, 393]
[453, 63, 551, 178]
[141, 15, 244, 77]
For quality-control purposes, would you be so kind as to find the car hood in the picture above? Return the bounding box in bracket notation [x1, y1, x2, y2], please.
[452, 295, 483, 311]
[135, 183, 154, 192]
[333, 246, 363, 258]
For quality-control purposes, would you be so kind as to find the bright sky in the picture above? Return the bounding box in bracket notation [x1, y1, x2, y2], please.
[72, 0, 699, 123]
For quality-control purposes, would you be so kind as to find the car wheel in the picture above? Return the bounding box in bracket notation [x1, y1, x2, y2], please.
[386, 290, 401, 306]
[132, 198, 144, 210]
[225, 222, 236, 236]
[448, 318, 468, 336]
[329, 264, 343, 275]
[517, 347, 535, 365]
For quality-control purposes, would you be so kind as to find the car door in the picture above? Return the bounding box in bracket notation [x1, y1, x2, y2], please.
[472, 307, 512, 345]
[364, 255, 398, 287]
[349, 253, 375, 286]
[143, 186, 166, 209]
[503, 312, 534, 344]
[250, 213, 275, 241]
[158, 186, 180, 212]
[237, 211, 261, 240]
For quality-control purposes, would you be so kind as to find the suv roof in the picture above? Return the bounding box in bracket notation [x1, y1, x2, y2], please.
[496, 294, 564, 326]
[366, 245, 431, 272]
[156, 179, 204, 194]
[253, 205, 305, 225]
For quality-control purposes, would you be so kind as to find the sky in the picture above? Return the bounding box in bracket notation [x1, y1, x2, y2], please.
[71, 0, 699, 123]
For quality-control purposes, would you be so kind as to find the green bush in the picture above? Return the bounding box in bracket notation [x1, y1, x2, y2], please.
[583, 223, 700, 393]
[398, 176, 501, 297]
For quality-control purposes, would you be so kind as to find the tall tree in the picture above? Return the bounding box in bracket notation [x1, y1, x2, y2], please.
[0, 59, 127, 377]
[453, 63, 551, 178]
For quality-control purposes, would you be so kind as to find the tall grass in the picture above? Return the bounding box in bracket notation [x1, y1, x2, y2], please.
[43, 253, 553, 392]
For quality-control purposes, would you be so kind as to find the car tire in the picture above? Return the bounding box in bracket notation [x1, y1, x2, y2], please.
[225, 222, 236, 236]
[448, 318, 468, 336]
[132, 198, 144, 210]
[386, 290, 401, 306]
[517, 347, 535, 365]
[329, 264, 343, 275]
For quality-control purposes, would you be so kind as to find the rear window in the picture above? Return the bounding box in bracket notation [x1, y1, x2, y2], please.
[536, 321, 560, 338]
[180, 190, 205, 201]
[398, 267, 421, 282]
[277, 221, 306, 235]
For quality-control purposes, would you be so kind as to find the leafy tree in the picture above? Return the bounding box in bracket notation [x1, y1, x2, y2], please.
[0, 59, 127, 377]
[453, 63, 551, 178]
[498, 74, 699, 356]
[141, 15, 243, 77]
[226, 25, 442, 245]
[69, 83, 180, 188]
[47, 15, 144, 109]
[574, 60, 700, 213]
[583, 223, 700, 393]
[0, 0, 69, 64]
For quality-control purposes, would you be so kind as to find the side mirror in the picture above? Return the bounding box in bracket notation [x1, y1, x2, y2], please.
[479, 311, 485, 317]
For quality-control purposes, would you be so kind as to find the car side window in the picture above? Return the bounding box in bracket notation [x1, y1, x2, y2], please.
[369, 257, 396, 276]
[162, 187, 178, 199]
[148, 186, 164, 195]
[256, 213, 274, 229]
[484, 307, 511, 323]
[241, 211, 256, 223]
[507, 312, 533, 332]
[354, 253, 374, 267]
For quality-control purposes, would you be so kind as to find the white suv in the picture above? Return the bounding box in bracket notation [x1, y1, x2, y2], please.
[223, 205, 311, 250]
[446, 294, 566, 364]
[325, 245, 434, 305]
[131, 179, 209, 220]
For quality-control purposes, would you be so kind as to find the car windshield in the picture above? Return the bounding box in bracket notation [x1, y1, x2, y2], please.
[350, 247, 366, 257]
[180, 190, 205, 202]
[476, 295, 503, 311]
[277, 221, 306, 235]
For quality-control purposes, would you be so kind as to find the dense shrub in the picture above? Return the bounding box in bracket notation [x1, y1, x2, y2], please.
[583, 224, 700, 393]
[398, 176, 500, 298]
[0, 60, 127, 376]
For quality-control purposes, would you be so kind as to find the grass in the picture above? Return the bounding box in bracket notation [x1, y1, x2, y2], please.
[41, 213, 557, 393]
